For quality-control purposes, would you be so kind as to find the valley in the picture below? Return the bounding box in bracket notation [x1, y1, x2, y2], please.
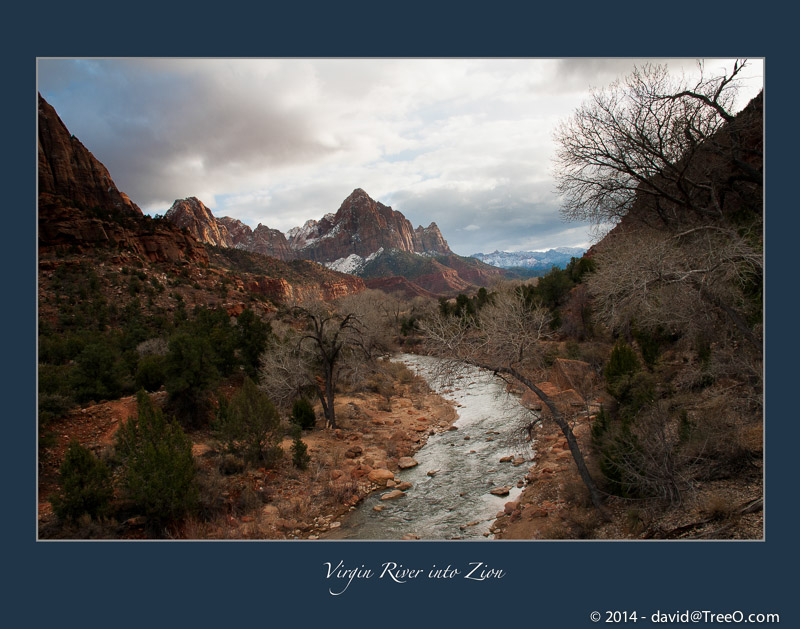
[37, 59, 763, 542]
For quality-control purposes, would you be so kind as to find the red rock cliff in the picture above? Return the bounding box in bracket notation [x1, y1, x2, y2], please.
[38, 94, 142, 217]
[38, 94, 208, 266]
[290, 188, 452, 263]
[165, 197, 233, 248]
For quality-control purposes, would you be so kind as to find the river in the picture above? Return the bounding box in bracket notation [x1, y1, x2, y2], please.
[324, 353, 537, 540]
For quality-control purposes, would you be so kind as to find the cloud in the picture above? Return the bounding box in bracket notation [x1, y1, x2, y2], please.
[37, 58, 763, 255]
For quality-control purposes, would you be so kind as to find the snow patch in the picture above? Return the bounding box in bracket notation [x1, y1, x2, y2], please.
[365, 247, 384, 263]
[324, 248, 384, 275]
[288, 219, 321, 249]
[325, 253, 365, 275]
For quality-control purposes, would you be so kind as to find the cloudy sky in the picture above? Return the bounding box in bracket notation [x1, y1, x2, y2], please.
[37, 58, 764, 256]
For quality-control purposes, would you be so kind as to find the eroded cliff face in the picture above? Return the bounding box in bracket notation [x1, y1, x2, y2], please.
[38, 193, 210, 265]
[38, 94, 210, 266]
[413, 222, 450, 255]
[166, 197, 233, 248]
[163, 204, 297, 261]
[37, 94, 364, 328]
[290, 188, 452, 263]
[234, 220, 296, 261]
[245, 275, 365, 302]
[161, 188, 458, 285]
[364, 276, 439, 299]
[38, 94, 142, 217]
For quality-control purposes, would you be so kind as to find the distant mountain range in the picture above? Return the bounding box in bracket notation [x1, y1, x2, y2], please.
[470, 247, 585, 271]
[164, 189, 507, 297]
[39, 91, 512, 301]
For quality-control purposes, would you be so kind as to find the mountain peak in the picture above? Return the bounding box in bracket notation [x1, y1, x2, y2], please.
[165, 197, 232, 248]
[38, 93, 142, 217]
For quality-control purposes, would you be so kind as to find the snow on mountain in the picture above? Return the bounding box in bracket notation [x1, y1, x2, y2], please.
[470, 247, 585, 270]
[324, 247, 385, 275]
[287, 219, 321, 249]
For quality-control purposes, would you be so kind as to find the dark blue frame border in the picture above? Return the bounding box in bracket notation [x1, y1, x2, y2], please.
[8, 3, 794, 627]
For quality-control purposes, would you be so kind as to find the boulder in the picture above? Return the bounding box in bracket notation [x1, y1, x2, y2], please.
[397, 457, 419, 469]
[490, 486, 511, 496]
[395, 482, 413, 491]
[350, 464, 372, 479]
[344, 445, 363, 458]
[381, 490, 406, 501]
[368, 468, 395, 486]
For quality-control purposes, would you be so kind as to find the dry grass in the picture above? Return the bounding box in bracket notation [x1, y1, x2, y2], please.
[558, 470, 593, 508]
[700, 493, 738, 521]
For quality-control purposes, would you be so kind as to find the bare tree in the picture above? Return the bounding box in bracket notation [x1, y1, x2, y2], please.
[260, 303, 369, 430]
[554, 60, 760, 227]
[259, 320, 317, 413]
[556, 60, 763, 363]
[586, 222, 762, 353]
[422, 285, 608, 514]
[336, 289, 396, 359]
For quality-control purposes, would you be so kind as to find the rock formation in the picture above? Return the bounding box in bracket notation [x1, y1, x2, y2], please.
[225, 219, 296, 260]
[288, 188, 452, 262]
[165, 197, 233, 248]
[37, 94, 363, 302]
[38, 94, 142, 217]
[38, 94, 208, 265]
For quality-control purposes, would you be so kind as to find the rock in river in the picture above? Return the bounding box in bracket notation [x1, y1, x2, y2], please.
[368, 468, 395, 486]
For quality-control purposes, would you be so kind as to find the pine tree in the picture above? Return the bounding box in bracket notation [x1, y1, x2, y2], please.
[290, 397, 316, 430]
[51, 441, 113, 522]
[290, 424, 311, 470]
[214, 377, 282, 468]
[116, 390, 197, 533]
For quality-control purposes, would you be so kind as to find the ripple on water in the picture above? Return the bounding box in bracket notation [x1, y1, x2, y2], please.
[330, 354, 537, 540]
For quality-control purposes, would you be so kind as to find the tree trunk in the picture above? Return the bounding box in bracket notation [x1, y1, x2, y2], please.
[324, 362, 337, 429]
[476, 361, 609, 518]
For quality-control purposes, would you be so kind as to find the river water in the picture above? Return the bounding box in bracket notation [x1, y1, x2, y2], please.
[326, 353, 537, 540]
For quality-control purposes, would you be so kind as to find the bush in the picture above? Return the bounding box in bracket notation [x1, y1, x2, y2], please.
[290, 424, 311, 470]
[291, 397, 316, 430]
[71, 341, 126, 403]
[632, 325, 674, 368]
[604, 341, 640, 401]
[214, 377, 282, 468]
[164, 333, 219, 427]
[135, 354, 166, 392]
[115, 391, 198, 533]
[51, 441, 113, 522]
[236, 309, 271, 378]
